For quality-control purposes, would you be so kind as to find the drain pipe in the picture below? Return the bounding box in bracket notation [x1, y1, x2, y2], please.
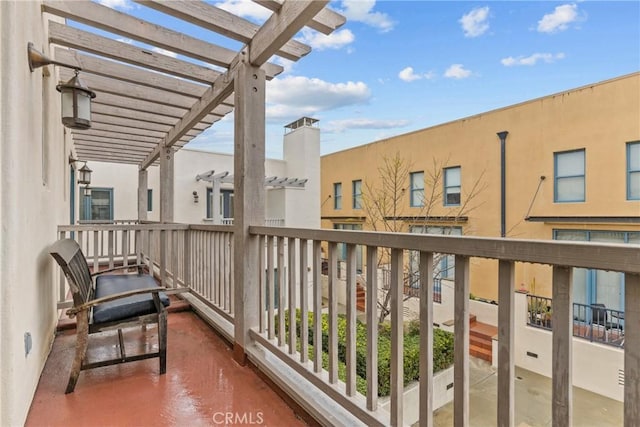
[497, 131, 509, 238]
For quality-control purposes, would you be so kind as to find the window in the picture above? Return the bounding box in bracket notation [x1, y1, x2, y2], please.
[333, 183, 342, 209]
[80, 188, 113, 221]
[444, 167, 461, 206]
[410, 171, 424, 207]
[554, 149, 585, 202]
[627, 142, 640, 200]
[352, 180, 362, 209]
[409, 226, 462, 280]
[206, 188, 234, 219]
[334, 223, 363, 273]
[147, 189, 153, 212]
[554, 229, 640, 312]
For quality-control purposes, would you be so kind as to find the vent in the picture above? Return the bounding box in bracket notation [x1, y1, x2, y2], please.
[618, 369, 625, 386]
[526, 351, 538, 359]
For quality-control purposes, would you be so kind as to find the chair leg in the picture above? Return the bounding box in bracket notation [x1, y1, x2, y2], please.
[158, 310, 167, 375]
[66, 311, 90, 393]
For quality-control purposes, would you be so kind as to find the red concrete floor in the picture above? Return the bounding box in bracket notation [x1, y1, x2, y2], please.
[26, 310, 307, 427]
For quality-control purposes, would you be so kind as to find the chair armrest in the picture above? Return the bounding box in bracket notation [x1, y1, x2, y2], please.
[66, 286, 166, 317]
[91, 264, 146, 277]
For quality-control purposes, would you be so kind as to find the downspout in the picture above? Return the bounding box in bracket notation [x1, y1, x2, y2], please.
[497, 131, 509, 238]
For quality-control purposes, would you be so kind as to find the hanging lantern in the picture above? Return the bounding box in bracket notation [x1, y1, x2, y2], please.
[82, 186, 92, 197]
[78, 163, 92, 185]
[56, 70, 96, 130]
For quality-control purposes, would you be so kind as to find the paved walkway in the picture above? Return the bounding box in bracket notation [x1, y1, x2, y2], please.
[433, 357, 623, 427]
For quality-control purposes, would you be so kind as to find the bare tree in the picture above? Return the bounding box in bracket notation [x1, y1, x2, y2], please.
[360, 152, 486, 323]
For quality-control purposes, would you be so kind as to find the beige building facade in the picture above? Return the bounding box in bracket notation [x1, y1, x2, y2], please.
[321, 72, 640, 304]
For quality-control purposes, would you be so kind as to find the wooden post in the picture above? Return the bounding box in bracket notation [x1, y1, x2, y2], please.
[212, 178, 221, 224]
[552, 266, 573, 427]
[138, 169, 148, 221]
[454, 255, 470, 427]
[233, 54, 266, 364]
[624, 273, 640, 425]
[159, 145, 174, 223]
[497, 260, 515, 427]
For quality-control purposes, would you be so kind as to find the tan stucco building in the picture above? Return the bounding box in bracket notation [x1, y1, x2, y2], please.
[321, 72, 640, 305]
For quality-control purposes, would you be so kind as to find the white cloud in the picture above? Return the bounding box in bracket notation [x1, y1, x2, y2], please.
[271, 57, 296, 75]
[339, 0, 395, 33]
[444, 64, 472, 79]
[151, 47, 178, 58]
[215, 0, 272, 22]
[459, 6, 490, 38]
[537, 4, 579, 33]
[398, 67, 435, 82]
[325, 118, 409, 133]
[266, 76, 370, 120]
[97, 0, 133, 9]
[116, 37, 134, 44]
[296, 28, 355, 51]
[501, 52, 566, 66]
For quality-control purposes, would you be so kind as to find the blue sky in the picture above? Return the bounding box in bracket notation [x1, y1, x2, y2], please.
[96, 1, 640, 158]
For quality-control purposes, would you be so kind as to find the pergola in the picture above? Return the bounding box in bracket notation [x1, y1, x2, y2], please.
[42, 0, 345, 361]
[41, 0, 344, 221]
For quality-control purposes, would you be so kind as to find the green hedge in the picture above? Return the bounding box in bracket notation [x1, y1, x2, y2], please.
[279, 311, 454, 397]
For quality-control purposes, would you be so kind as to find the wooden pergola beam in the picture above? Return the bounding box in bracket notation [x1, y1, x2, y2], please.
[135, 0, 311, 61]
[91, 104, 211, 130]
[49, 21, 220, 84]
[43, 0, 283, 78]
[253, 0, 345, 35]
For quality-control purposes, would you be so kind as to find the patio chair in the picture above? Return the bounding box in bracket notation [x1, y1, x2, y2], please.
[50, 238, 170, 393]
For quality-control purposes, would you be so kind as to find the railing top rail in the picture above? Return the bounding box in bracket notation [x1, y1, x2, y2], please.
[58, 224, 190, 232]
[250, 226, 640, 274]
[188, 224, 235, 232]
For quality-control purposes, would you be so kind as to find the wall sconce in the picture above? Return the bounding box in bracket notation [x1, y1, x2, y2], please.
[28, 42, 96, 130]
[70, 157, 92, 185]
[193, 191, 199, 203]
[82, 186, 92, 197]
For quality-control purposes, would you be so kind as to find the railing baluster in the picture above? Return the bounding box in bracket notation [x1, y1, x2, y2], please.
[229, 234, 234, 315]
[108, 230, 114, 269]
[122, 229, 129, 267]
[161, 230, 168, 287]
[625, 272, 640, 425]
[278, 236, 286, 347]
[93, 230, 99, 273]
[300, 239, 309, 363]
[313, 240, 322, 373]
[366, 245, 379, 410]
[288, 237, 297, 355]
[328, 241, 338, 383]
[419, 251, 434, 427]
[259, 234, 266, 333]
[346, 243, 357, 397]
[390, 248, 404, 427]
[267, 235, 275, 340]
[454, 255, 470, 427]
[58, 230, 67, 305]
[184, 228, 191, 289]
[497, 260, 515, 427]
[171, 230, 178, 288]
[552, 266, 573, 427]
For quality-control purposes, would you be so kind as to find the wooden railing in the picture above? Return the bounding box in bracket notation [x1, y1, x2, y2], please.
[56, 224, 234, 322]
[248, 226, 640, 427]
[54, 223, 640, 426]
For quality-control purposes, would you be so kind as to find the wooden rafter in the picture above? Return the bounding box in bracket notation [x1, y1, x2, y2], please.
[41, 0, 344, 166]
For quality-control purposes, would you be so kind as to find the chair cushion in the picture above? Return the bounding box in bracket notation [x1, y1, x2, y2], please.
[92, 274, 170, 324]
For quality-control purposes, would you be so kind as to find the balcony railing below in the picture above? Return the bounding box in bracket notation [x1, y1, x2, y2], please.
[54, 223, 640, 426]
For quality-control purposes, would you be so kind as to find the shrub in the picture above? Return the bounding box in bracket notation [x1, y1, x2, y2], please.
[278, 309, 454, 397]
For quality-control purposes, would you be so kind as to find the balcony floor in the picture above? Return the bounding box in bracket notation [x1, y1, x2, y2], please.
[26, 310, 306, 427]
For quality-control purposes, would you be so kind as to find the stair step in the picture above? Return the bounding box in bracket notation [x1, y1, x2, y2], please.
[469, 314, 477, 325]
[470, 344, 492, 362]
[470, 336, 493, 350]
[470, 329, 495, 340]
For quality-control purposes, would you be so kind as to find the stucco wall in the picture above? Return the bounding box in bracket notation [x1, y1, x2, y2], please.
[0, 3, 69, 424]
[320, 73, 640, 300]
